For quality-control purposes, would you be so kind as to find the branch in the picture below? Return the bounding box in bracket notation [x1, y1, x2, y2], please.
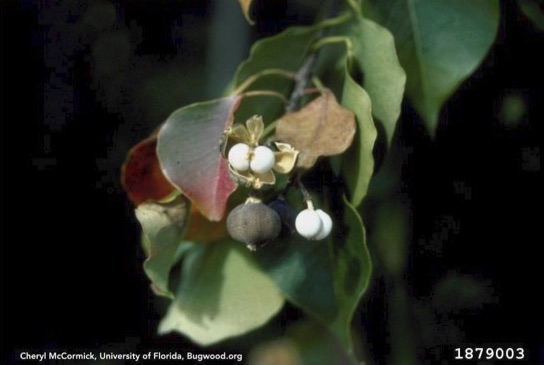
[285, 0, 341, 113]
[286, 54, 317, 113]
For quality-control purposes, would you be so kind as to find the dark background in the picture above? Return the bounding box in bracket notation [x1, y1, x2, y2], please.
[1, 0, 542, 364]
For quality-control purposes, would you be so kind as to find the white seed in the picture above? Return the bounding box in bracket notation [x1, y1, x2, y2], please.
[228, 143, 251, 171]
[295, 209, 322, 239]
[250, 146, 275, 174]
[314, 209, 333, 240]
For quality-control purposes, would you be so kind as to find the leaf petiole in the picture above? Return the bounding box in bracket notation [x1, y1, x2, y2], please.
[311, 36, 354, 56]
[311, 77, 328, 95]
[232, 69, 296, 95]
[261, 120, 278, 140]
[242, 90, 289, 105]
[345, 0, 362, 15]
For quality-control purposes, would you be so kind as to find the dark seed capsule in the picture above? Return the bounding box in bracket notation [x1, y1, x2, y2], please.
[268, 198, 297, 234]
[227, 199, 281, 251]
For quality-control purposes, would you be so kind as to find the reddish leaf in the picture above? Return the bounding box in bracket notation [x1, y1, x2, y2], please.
[121, 133, 175, 205]
[157, 96, 242, 221]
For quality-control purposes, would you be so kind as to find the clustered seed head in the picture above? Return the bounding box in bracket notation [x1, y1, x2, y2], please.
[228, 142, 276, 175]
[222, 115, 333, 250]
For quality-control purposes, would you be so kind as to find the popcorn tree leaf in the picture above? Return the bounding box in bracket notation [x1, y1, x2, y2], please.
[275, 90, 356, 170]
[135, 194, 189, 298]
[121, 133, 175, 205]
[363, 0, 500, 134]
[159, 241, 285, 345]
[254, 198, 371, 357]
[157, 96, 242, 221]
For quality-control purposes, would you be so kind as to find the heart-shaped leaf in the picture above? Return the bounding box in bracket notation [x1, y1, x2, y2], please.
[157, 96, 242, 221]
[363, 0, 500, 133]
[275, 91, 356, 170]
[159, 241, 285, 345]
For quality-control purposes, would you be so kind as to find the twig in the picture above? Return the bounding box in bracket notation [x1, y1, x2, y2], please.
[297, 179, 314, 207]
[282, 0, 342, 202]
[286, 54, 318, 113]
[285, 0, 340, 113]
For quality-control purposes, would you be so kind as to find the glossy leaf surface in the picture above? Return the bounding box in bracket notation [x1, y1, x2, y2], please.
[363, 0, 499, 133]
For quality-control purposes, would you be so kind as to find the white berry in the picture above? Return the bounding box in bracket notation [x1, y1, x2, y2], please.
[250, 146, 275, 174]
[228, 143, 251, 171]
[314, 209, 332, 240]
[295, 209, 322, 239]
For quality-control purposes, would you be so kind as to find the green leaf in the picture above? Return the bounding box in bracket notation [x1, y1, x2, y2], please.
[134, 194, 189, 298]
[157, 96, 242, 221]
[328, 198, 372, 351]
[158, 241, 285, 345]
[341, 16, 406, 145]
[363, 0, 500, 133]
[231, 15, 349, 122]
[520, 0, 544, 32]
[248, 320, 357, 365]
[254, 198, 371, 356]
[312, 34, 377, 206]
[234, 25, 322, 86]
[290, 320, 357, 365]
[341, 72, 376, 208]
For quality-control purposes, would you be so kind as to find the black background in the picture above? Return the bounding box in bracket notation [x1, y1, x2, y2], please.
[2, 1, 543, 364]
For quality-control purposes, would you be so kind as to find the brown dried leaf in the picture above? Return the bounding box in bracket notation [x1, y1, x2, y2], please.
[275, 91, 356, 169]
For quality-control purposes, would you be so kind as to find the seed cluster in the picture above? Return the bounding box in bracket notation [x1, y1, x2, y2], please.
[223, 115, 334, 250]
[295, 208, 332, 240]
[228, 143, 276, 175]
